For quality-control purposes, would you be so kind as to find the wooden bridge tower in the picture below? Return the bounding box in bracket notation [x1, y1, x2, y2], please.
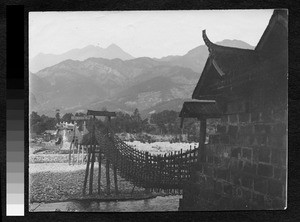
[82, 110, 117, 196]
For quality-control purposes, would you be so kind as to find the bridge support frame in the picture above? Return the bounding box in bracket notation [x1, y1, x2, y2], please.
[82, 111, 117, 196]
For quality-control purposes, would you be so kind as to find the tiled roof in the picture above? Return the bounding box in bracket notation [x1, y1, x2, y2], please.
[192, 9, 287, 100]
[179, 100, 222, 118]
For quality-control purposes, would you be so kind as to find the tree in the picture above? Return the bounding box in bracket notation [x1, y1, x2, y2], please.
[150, 110, 181, 135]
[29, 111, 56, 134]
[55, 109, 60, 124]
[131, 108, 142, 133]
[61, 113, 73, 123]
[75, 112, 85, 117]
[141, 118, 152, 133]
[30, 111, 41, 126]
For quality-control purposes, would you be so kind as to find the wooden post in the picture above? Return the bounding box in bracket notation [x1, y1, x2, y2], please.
[113, 165, 118, 195]
[199, 118, 207, 163]
[77, 142, 79, 165]
[68, 141, 73, 165]
[106, 158, 111, 195]
[163, 153, 166, 192]
[158, 155, 161, 190]
[145, 151, 150, 193]
[81, 145, 84, 164]
[106, 116, 111, 195]
[89, 117, 96, 195]
[72, 140, 75, 165]
[113, 149, 119, 195]
[83, 144, 91, 195]
[89, 145, 96, 194]
[189, 147, 192, 178]
[72, 123, 77, 165]
[98, 151, 102, 195]
[171, 151, 174, 193]
[179, 149, 183, 193]
[168, 152, 171, 193]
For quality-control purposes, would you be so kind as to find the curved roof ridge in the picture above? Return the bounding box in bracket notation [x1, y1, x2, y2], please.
[202, 30, 256, 55]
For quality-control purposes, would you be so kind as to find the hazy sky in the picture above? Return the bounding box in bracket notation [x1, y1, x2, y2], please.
[29, 10, 273, 59]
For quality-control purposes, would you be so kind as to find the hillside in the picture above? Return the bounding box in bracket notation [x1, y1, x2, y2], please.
[30, 57, 199, 116]
[159, 39, 254, 73]
[30, 39, 253, 116]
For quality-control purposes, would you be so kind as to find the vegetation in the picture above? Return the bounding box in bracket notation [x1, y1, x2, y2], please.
[30, 108, 218, 142]
[30, 112, 57, 134]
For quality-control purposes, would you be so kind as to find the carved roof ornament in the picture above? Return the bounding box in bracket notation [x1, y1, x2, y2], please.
[191, 10, 287, 101]
[202, 29, 214, 54]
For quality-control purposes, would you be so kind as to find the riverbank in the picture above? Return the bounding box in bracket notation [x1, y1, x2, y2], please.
[29, 163, 147, 203]
[30, 195, 182, 212]
[29, 162, 182, 212]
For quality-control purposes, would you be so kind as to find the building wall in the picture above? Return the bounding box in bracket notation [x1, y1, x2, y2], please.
[179, 75, 287, 210]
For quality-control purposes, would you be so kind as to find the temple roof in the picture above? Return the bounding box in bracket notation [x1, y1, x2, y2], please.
[202, 29, 256, 56]
[192, 9, 287, 100]
[255, 9, 288, 53]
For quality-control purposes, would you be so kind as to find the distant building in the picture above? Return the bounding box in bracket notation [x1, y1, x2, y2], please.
[179, 10, 287, 210]
[43, 130, 57, 141]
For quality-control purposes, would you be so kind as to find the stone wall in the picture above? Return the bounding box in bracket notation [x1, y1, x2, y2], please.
[179, 84, 287, 211]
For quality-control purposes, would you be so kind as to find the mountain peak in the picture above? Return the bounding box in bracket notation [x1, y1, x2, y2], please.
[215, 39, 254, 49]
[107, 43, 121, 50]
[83, 44, 98, 49]
[30, 43, 134, 72]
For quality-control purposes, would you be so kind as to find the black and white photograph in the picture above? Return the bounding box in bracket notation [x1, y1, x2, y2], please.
[28, 9, 288, 212]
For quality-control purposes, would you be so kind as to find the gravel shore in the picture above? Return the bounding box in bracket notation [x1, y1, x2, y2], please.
[29, 163, 146, 203]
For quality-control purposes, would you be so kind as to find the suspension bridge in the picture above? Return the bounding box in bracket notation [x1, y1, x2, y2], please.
[67, 110, 203, 196]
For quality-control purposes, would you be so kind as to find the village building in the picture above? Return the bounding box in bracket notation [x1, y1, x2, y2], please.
[179, 9, 287, 210]
[42, 130, 57, 142]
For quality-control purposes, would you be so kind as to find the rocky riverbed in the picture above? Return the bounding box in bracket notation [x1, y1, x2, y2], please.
[29, 163, 146, 203]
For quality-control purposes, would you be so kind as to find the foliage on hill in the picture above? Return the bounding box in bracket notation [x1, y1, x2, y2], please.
[30, 112, 57, 135]
[30, 108, 218, 143]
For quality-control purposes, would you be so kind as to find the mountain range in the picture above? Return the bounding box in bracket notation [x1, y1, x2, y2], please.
[30, 40, 254, 117]
[30, 44, 135, 73]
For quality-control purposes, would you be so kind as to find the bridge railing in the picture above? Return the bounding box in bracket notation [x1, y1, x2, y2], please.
[95, 126, 201, 190]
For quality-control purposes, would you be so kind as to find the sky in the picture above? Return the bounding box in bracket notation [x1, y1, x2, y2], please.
[29, 10, 274, 59]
